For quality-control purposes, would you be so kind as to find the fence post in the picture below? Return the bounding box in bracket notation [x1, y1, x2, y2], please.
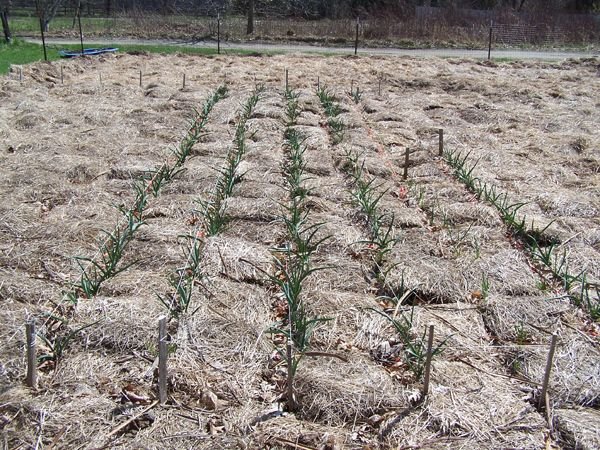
[488, 22, 493, 60]
[217, 13, 221, 55]
[354, 18, 359, 56]
[25, 321, 37, 388]
[38, 17, 47, 61]
[422, 325, 435, 396]
[77, 8, 84, 56]
[158, 316, 168, 404]
[538, 333, 558, 411]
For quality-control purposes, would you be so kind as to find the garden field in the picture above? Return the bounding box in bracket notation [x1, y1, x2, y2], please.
[0, 53, 599, 449]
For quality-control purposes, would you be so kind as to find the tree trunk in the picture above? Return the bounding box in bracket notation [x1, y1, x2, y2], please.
[1, 11, 11, 43]
[246, 0, 254, 35]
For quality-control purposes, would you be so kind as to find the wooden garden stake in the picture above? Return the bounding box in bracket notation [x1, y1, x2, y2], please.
[99, 72, 102, 87]
[403, 148, 410, 180]
[182, 73, 186, 89]
[158, 316, 168, 404]
[422, 325, 435, 396]
[286, 338, 295, 411]
[539, 333, 557, 410]
[139, 70, 142, 87]
[25, 321, 37, 388]
[438, 129, 444, 157]
[19, 67, 23, 82]
[60, 65, 64, 84]
[285, 68, 288, 92]
[351, 79, 354, 94]
[317, 76, 320, 91]
[378, 77, 381, 96]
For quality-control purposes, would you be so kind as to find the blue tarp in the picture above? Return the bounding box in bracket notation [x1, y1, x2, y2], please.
[58, 48, 119, 58]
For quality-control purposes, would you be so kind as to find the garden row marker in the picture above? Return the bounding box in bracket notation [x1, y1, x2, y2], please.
[139, 70, 142, 87]
[25, 321, 37, 388]
[422, 324, 435, 396]
[539, 333, 558, 411]
[158, 316, 168, 404]
[438, 129, 444, 156]
[182, 73, 186, 89]
[403, 148, 410, 180]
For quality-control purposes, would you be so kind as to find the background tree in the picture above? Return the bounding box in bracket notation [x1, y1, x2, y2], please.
[247, 0, 253, 34]
[1, 0, 11, 43]
[35, 0, 65, 32]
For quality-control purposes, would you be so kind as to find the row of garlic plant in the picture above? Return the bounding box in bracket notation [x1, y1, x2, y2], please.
[444, 149, 599, 321]
[38, 87, 228, 366]
[317, 86, 445, 381]
[158, 85, 263, 318]
[267, 87, 332, 412]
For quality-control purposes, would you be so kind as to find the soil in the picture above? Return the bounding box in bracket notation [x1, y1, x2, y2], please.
[0, 52, 599, 449]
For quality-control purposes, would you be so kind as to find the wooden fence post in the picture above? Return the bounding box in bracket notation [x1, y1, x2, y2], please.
[422, 325, 435, 396]
[539, 333, 558, 411]
[158, 316, 168, 404]
[25, 321, 37, 388]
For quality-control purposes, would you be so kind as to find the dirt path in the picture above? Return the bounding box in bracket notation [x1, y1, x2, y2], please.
[25, 36, 599, 60]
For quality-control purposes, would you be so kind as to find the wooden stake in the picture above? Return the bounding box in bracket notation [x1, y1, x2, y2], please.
[403, 148, 410, 180]
[182, 73, 186, 89]
[422, 324, 435, 396]
[285, 68, 288, 92]
[378, 77, 381, 96]
[60, 65, 64, 84]
[539, 333, 557, 410]
[351, 79, 354, 94]
[158, 316, 168, 404]
[139, 70, 142, 87]
[19, 67, 23, 82]
[25, 321, 37, 388]
[99, 72, 102, 87]
[317, 76, 320, 91]
[286, 339, 294, 411]
[438, 128, 444, 157]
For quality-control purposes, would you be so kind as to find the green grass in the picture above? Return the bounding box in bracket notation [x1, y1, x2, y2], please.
[1, 38, 270, 75]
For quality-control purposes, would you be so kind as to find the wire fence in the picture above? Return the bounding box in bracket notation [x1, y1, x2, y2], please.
[6, 2, 599, 58]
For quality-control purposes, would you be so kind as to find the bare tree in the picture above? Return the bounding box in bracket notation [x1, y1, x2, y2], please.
[1, 0, 11, 43]
[35, 0, 66, 32]
[246, 0, 254, 34]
